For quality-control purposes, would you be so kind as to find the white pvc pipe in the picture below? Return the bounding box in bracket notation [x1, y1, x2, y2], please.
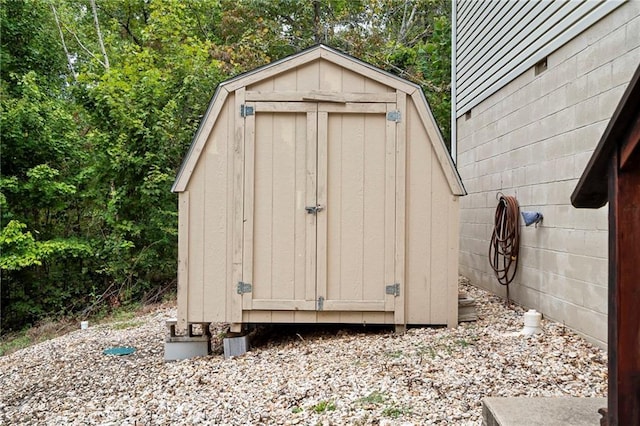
[523, 309, 542, 335]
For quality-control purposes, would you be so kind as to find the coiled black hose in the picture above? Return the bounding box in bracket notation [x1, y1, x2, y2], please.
[489, 194, 520, 301]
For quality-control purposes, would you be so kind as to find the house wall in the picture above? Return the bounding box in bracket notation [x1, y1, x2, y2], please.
[456, 1, 640, 346]
[456, 0, 625, 117]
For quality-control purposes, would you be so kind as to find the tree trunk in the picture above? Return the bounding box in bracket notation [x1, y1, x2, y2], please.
[90, 0, 110, 70]
[313, 0, 322, 44]
[50, 3, 77, 81]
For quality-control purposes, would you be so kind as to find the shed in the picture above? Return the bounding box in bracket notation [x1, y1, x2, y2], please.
[172, 45, 466, 334]
[571, 63, 640, 425]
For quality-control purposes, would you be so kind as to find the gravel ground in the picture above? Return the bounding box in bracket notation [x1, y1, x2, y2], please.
[0, 278, 607, 425]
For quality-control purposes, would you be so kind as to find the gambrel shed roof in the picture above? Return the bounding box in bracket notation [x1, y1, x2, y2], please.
[172, 44, 465, 195]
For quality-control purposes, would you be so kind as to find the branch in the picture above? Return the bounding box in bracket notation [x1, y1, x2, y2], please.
[50, 3, 77, 81]
[185, 0, 209, 40]
[59, 19, 106, 68]
[407, 26, 432, 46]
[398, 2, 418, 45]
[90, 0, 110, 70]
[97, 5, 143, 46]
[380, 59, 444, 92]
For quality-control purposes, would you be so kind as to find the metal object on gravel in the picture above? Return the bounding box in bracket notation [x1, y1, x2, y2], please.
[102, 347, 136, 356]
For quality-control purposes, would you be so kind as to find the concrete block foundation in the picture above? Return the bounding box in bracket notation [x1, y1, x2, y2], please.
[164, 338, 209, 362]
[164, 319, 211, 362]
[223, 335, 250, 359]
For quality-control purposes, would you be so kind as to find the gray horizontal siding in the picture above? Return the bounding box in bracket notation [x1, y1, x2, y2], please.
[455, 0, 626, 118]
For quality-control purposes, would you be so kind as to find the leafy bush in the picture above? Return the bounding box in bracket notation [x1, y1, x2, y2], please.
[1, 0, 452, 333]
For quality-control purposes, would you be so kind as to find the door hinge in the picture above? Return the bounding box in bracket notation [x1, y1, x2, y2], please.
[385, 283, 400, 297]
[240, 104, 254, 117]
[386, 110, 401, 122]
[237, 281, 252, 294]
[317, 296, 325, 311]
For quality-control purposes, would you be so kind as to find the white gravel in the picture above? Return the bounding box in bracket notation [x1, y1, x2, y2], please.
[0, 278, 607, 425]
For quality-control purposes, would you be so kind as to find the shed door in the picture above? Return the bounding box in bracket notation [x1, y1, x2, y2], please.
[240, 101, 404, 321]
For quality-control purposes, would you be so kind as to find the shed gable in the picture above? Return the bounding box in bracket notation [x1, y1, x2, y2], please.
[172, 45, 464, 196]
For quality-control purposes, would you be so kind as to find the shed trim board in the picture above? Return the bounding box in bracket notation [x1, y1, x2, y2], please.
[239, 101, 399, 315]
[245, 90, 397, 103]
[394, 91, 407, 327]
[176, 191, 189, 331]
[231, 87, 246, 325]
[454, 0, 626, 117]
[172, 45, 463, 332]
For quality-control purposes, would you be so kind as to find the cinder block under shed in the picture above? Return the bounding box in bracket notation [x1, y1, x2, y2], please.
[223, 335, 250, 359]
[164, 338, 209, 362]
[164, 319, 211, 362]
[458, 292, 477, 322]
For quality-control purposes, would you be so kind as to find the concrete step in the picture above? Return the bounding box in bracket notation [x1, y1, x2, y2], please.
[482, 397, 606, 426]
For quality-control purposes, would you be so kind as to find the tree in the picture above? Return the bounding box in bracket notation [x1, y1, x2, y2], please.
[1, 0, 453, 333]
[1, 1, 93, 331]
[213, 0, 452, 144]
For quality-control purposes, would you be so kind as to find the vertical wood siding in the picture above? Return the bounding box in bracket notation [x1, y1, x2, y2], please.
[324, 111, 388, 309]
[185, 97, 233, 324]
[405, 99, 460, 325]
[455, 0, 626, 117]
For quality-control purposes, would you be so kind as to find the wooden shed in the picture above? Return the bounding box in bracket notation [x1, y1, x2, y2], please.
[571, 63, 640, 426]
[172, 45, 466, 334]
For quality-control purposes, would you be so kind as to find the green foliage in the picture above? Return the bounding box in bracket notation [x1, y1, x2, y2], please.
[358, 391, 387, 405]
[0, 221, 41, 270]
[1, 0, 453, 333]
[0, 333, 32, 357]
[0, 0, 68, 86]
[382, 405, 412, 418]
[312, 400, 336, 413]
[1, 3, 94, 332]
[0, 221, 91, 270]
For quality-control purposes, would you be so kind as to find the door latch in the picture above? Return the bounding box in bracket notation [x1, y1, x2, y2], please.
[305, 205, 324, 214]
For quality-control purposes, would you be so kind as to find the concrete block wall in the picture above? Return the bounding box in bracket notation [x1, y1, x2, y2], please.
[456, 2, 640, 347]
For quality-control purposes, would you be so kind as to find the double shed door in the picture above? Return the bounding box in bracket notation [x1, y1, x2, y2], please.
[239, 99, 405, 324]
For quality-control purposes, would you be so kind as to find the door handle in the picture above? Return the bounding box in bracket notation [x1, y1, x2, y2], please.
[305, 205, 324, 214]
